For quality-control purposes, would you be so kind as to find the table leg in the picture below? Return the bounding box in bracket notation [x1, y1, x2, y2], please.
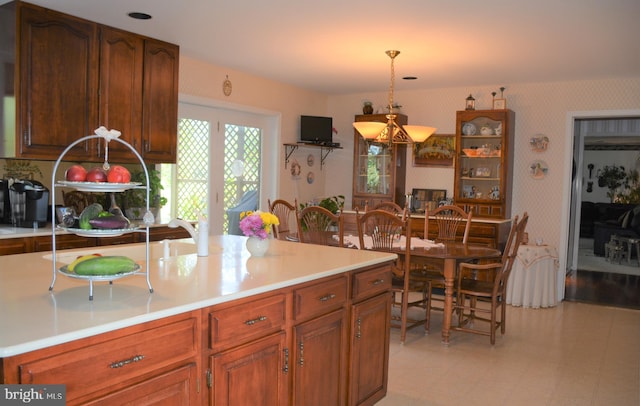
[441, 258, 456, 345]
[627, 241, 632, 265]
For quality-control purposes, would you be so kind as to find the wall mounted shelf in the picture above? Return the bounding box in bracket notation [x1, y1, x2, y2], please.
[283, 143, 342, 170]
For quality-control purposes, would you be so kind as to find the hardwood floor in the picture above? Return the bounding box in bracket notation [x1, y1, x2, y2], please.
[565, 237, 640, 309]
[565, 270, 640, 310]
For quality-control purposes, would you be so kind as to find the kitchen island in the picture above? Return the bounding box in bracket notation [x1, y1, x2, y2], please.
[0, 235, 395, 405]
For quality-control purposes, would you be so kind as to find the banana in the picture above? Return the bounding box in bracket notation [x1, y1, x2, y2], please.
[68, 254, 101, 272]
[73, 256, 138, 276]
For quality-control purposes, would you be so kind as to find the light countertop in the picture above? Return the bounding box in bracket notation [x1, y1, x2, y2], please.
[0, 235, 395, 358]
[0, 222, 171, 239]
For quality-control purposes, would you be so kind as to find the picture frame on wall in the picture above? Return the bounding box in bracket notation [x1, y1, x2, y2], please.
[413, 134, 455, 167]
[493, 98, 507, 110]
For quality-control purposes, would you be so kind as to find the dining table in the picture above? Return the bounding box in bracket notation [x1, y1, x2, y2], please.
[342, 236, 502, 344]
[405, 241, 501, 344]
[289, 231, 502, 344]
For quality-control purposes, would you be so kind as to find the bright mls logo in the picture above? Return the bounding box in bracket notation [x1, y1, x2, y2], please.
[1, 385, 66, 405]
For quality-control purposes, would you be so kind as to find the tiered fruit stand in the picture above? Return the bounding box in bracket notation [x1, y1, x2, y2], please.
[49, 128, 154, 300]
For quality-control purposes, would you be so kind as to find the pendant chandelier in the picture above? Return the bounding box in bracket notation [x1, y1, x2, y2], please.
[353, 50, 436, 145]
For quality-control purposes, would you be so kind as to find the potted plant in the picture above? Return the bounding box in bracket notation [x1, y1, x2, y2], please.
[299, 195, 345, 215]
[123, 166, 167, 221]
[617, 169, 640, 204]
[597, 165, 628, 202]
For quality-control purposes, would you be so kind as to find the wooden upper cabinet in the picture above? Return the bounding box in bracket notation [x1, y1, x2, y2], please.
[18, 3, 99, 160]
[141, 38, 179, 163]
[14, 3, 178, 163]
[97, 26, 144, 162]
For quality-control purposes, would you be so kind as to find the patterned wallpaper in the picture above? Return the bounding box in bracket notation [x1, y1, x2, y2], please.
[326, 77, 640, 286]
[179, 57, 640, 286]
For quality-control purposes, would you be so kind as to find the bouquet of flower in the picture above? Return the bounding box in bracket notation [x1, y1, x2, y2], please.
[239, 211, 280, 240]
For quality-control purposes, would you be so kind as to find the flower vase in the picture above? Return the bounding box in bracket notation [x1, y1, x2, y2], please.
[246, 236, 269, 257]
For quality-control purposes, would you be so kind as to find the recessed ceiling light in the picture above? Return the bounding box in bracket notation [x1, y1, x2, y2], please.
[403, 76, 418, 80]
[128, 12, 152, 20]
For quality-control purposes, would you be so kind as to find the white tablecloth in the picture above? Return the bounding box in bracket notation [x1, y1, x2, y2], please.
[342, 235, 443, 250]
[506, 244, 558, 308]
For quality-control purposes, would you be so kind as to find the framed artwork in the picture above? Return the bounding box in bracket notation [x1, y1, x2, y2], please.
[413, 134, 455, 167]
[493, 98, 507, 110]
[410, 188, 447, 213]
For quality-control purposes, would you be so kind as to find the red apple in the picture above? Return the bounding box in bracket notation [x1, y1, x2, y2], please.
[86, 167, 108, 182]
[65, 165, 87, 182]
[107, 165, 131, 183]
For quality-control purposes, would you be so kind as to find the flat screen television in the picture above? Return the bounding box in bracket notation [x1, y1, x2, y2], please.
[300, 115, 332, 144]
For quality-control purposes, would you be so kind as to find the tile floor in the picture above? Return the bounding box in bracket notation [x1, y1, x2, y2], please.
[379, 302, 640, 405]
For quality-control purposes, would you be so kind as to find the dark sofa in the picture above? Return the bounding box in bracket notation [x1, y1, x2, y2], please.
[588, 202, 640, 256]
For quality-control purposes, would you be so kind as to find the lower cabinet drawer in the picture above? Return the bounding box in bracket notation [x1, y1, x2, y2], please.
[208, 293, 286, 350]
[17, 316, 198, 403]
[293, 275, 348, 321]
[84, 363, 198, 405]
[352, 265, 392, 301]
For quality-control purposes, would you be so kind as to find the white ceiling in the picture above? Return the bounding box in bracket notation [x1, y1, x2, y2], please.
[15, 0, 640, 95]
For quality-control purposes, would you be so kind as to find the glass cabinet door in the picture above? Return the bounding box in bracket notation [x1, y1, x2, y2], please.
[355, 141, 392, 195]
[352, 114, 407, 209]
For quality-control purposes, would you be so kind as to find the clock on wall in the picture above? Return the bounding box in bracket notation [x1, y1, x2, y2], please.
[223, 75, 232, 96]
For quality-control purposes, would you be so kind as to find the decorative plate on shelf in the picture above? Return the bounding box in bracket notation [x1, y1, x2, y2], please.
[57, 225, 141, 237]
[529, 160, 548, 179]
[58, 263, 141, 281]
[57, 181, 142, 192]
[462, 123, 477, 136]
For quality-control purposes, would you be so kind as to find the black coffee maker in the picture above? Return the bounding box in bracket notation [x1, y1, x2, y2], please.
[1, 179, 50, 227]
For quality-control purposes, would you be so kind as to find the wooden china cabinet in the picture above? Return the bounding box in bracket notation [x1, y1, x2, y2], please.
[352, 114, 407, 210]
[453, 109, 515, 218]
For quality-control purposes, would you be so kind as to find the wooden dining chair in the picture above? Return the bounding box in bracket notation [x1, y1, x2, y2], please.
[365, 201, 408, 220]
[411, 205, 473, 332]
[296, 206, 344, 246]
[268, 198, 297, 240]
[356, 209, 427, 343]
[453, 212, 529, 344]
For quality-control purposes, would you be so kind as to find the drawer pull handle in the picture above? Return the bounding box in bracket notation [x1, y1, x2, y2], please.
[245, 315, 267, 325]
[371, 278, 385, 286]
[319, 293, 336, 302]
[356, 318, 362, 339]
[110, 354, 144, 369]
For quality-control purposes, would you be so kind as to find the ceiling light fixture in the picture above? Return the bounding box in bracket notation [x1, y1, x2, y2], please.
[353, 50, 436, 145]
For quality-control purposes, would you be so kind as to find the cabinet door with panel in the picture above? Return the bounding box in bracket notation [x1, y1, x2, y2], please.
[292, 309, 348, 406]
[97, 26, 144, 162]
[349, 265, 392, 406]
[141, 38, 179, 163]
[349, 293, 391, 406]
[210, 332, 288, 406]
[18, 3, 99, 161]
[454, 109, 515, 219]
[352, 114, 407, 210]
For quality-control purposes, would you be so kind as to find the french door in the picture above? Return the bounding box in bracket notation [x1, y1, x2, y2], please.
[172, 101, 275, 234]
